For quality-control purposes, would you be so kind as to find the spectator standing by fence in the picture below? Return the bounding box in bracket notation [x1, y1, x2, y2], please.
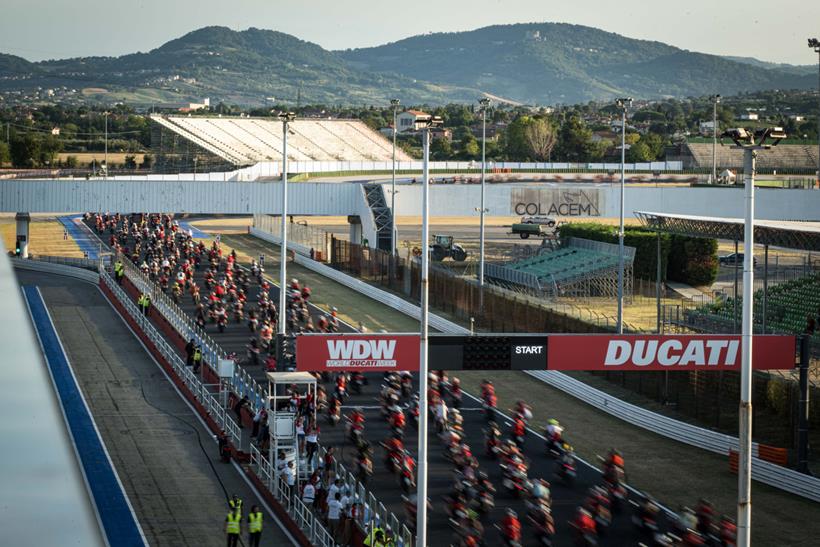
[327, 492, 343, 538]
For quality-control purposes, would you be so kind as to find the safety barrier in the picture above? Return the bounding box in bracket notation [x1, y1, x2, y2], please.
[288, 252, 820, 503]
[11, 256, 100, 284]
[114, 252, 268, 414]
[100, 270, 242, 446]
[250, 445, 337, 547]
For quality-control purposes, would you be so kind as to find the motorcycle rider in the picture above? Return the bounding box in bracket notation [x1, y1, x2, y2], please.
[499, 508, 522, 547]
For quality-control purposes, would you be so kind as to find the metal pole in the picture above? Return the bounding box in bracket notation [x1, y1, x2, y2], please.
[104, 112, 108, 180]
[797, 335, 811, 474]
[712, 99, 717, 183]
[762, 244, 768, 334]
[656, 230, 662, 334]
[479, 105, 487, 298]
[737, 147, 756, 547]
[415, 126, 431, 547]
[733, 240, 739, 333]
[279, 118, 289, 338]
[617, 105, 626, 333]
[391, 103, 398, 255]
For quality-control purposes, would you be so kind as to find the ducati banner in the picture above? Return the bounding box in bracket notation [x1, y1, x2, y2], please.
[294, 333, 795, 372]
[547, 334, 795, 371]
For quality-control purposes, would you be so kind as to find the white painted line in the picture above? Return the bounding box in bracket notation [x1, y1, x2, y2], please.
[96, 285, 299, 546]
[24, 286, 149, 547]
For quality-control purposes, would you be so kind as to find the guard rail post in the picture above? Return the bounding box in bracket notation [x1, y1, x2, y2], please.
[797, 335, 811, 474]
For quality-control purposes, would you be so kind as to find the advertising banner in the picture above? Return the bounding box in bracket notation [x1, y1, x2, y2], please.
[296, 334, 420, 372]
[295, 334, 795, 372]
[547, 334, 795, 371]
[510, 187, 604, 217]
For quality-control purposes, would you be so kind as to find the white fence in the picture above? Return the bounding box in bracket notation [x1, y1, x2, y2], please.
[286, 250, 820, 503]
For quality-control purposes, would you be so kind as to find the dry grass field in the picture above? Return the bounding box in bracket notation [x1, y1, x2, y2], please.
[0, 220, 84, 258]
[57, 152, 146, 166]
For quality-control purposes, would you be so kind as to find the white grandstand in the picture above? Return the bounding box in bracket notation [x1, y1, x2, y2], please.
[150, 114, 412, 166]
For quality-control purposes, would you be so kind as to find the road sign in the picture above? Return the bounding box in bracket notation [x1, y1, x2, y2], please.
[294, 333, 795, 372]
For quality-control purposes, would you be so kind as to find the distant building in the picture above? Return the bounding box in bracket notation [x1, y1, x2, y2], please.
[699, 121, 718, 135]
[179, 98, 210, 113]
[789, 115, 805, 122]
[739, 112, 759, 121]
[396, 110, 431, 133]
[50, 127, 60, 136]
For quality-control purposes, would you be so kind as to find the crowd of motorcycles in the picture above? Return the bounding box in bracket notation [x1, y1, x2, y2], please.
[90, 212, 739, 547]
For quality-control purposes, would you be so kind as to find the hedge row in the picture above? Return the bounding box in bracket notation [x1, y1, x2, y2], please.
[557, 222, 718, 286]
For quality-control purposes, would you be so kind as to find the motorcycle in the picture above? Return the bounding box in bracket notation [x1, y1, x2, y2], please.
[501, 463, 530, 498]
[556, 452, 577, 486]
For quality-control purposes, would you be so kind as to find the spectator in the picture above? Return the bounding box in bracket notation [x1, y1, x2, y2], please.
[295, 416, 305, 452]
[806, 314, 816, 335]
[283, 461, 296, 500]
[233, 395, 249, 426]
[252, 406, 265, 438]
[302, 481, 316, 507]
[305, 424, 319, 466]
[327, 492, 343, 537]
[185, 338, 195, 367]
[328, 478, 342, 506]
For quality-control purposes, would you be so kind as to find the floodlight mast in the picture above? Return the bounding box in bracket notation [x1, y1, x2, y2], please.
[416, 115, 443, 547]
[477, 97, 491, 310]
[722, 126, 786, 547]
[278, 111, 296, 345]
[615, 97, 632, 334]
[810, 39, 820, 184]
[711, 94, 721, 183]
[390, 99, 401, 256]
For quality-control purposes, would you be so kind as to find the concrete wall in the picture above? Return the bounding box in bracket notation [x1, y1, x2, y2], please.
[387, 183, 820, 221]
[3, 179, 820, 222]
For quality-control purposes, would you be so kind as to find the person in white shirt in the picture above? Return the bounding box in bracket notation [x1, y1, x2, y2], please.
[302, 482, 316, 506]
[326, 492, 343, 536]
[327, 478, 341, 504]
[283, 461, 296, 499]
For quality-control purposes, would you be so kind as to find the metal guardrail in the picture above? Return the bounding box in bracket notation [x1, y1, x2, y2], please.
[101, 270, 242, 446]
[11, 256, 100, 284]
[526, 370, 820, 503]
[114, 252, 268, 414]
[250, 445, 337, 547]
[288, 251, 820, 503]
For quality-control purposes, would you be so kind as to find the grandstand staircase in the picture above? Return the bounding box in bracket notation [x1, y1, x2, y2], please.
[362, 183, 393, 251]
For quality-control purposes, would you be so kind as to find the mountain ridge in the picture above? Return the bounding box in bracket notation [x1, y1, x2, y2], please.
[0, 23, 814, 106]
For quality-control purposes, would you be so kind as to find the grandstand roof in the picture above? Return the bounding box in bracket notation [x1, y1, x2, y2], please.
[636, 211, 820, 252]
[679, 143, 818, 170]
[150, 114, 413, 166]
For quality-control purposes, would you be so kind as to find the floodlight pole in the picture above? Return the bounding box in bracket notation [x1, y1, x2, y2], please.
[811, 39, 820, 184]
[736, 143, 759, 547]
[712, 95, 720, 183]
[391, 99, 400, 256]
[616, 98, 632, 334]
[416, 123, 432, 547]
[278, 112, 295, 341]
[104, 111, 109, 180]
[478, 98, 491, 309]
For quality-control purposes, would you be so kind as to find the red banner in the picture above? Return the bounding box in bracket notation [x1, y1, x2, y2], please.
[547, 334, 795, 371]
[296, 334, 420, 372]
[295, 334, 795, 372]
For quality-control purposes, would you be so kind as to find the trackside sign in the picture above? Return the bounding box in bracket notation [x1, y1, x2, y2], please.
[295, 334, 795, 372]
[548, 335, 795, 371]
[296, 334, 420, 372]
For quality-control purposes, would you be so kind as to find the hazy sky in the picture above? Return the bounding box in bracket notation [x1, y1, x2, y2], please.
[2, 0, 818, 65]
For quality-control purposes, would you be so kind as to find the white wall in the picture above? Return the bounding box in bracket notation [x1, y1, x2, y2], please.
[387, 183, 820, 221]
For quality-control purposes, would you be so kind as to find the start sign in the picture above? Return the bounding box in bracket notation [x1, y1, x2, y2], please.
[294, 333, 796, 372]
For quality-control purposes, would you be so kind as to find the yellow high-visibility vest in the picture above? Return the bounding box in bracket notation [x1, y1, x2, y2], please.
[248, 512, 263, 533]
[226, 511, 240, 535]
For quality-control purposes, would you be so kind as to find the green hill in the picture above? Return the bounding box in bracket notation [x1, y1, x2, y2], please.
[340, 22, 816, 104]
[0, 24, 814, 106]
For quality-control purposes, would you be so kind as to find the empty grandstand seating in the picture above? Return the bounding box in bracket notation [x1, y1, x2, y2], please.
[686, 274, 820, 336]
[682, 143, 818, 171]
[149, 115, 412, 166]
[486, 237, 634, 298]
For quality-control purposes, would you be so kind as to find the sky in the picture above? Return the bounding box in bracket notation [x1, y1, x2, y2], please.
[1, 0, 819, 65]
